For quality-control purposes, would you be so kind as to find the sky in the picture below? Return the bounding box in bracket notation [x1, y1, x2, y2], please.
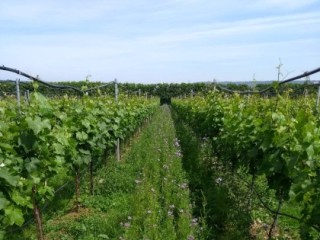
[1, 0, 320, 84]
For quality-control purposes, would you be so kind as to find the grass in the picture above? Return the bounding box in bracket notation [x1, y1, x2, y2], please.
[172, 109, 252, 239]
[14, 105, 204, 240]
[10, 104, 316, 240]
[171, 107, 320, 240]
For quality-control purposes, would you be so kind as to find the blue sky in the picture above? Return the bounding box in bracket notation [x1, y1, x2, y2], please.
[1, 0, 320, 83]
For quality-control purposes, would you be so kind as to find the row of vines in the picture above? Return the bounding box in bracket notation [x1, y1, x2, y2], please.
[0, 87, 157, 239]
[172, 92, 320, 239]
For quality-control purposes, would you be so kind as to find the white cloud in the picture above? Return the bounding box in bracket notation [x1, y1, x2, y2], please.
[0, 1, 319, 83]
[0, 0, 123, 25]
[252, 0, 318, 10]
[132, 12, 320, 47]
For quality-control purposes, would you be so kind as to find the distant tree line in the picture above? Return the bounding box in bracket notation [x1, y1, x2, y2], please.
[0, 80, 317, 99]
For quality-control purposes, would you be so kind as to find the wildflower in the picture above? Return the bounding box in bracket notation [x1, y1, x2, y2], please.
[180, 183, 188, 189]
[147, 210, 152, 214]
[151, 188, 155, 193]
[135, 179, 142, 184]
[174, 138, 180, 147]
[0, 163, 5, 168]
[167, 210, 173, 217]
[191, 218, 198, 227]
[169, 204, 175, 209]
[123, 222, 130, 228]
[98, 178, 104, 184]
[127, 216, 132, 220]
[215, 177, 222, 184]
[179, 209, 184, 213]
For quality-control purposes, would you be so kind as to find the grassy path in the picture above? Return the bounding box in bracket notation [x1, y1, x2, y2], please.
[42, 105, 203, 240]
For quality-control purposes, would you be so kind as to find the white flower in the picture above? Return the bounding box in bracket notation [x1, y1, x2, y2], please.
[135, 179, 142, 184]
[180, 183, 188, 189]
[174, 138, 180, 147]
[98, 179, 104, 184]
[215, 177, 222, 184]
[191, 218, 198, 227]
[163, 164, 169, 169]
[0, 163, 5, 168]
[123, 222, 130, 228]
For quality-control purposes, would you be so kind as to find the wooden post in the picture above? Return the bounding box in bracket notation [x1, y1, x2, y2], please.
[16, 78, 21, 113]
[115, 79, 120, 161]
[25, 90, 30, 104]
[316, 82, 320, 111]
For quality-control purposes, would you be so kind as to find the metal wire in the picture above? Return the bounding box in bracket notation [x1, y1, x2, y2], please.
[84, 81, 115, 93]
[215, 67, 320, 94]
[0, 65, 83, 94]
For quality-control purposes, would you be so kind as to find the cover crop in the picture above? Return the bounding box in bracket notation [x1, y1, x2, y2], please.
[0, 92, 157, 239]
[173, 92, 320, 238]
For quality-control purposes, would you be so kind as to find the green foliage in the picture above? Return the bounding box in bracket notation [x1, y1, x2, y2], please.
[172, 110, 251, 239]
[0, 92, 157, 238]
[38, 105, 204, 239]
[172, 93, 320, 238]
